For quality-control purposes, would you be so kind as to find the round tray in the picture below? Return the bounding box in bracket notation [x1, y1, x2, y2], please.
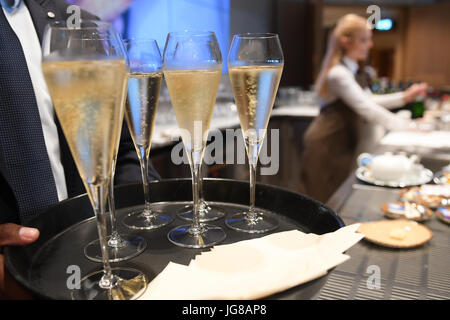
[356, 166, 433, 188]
[4, 178, 344, 300]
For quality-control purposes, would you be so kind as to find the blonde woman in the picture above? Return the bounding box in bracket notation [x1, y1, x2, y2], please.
[299, 14, 427, 203]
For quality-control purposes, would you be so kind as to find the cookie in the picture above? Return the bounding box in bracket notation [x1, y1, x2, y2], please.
[357, 220, 433, 248]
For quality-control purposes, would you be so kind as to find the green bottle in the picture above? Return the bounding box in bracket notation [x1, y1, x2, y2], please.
[411, 95, 425, 119]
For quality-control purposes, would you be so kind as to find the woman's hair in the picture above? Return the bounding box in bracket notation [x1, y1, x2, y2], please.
[315, 14, 368, 99]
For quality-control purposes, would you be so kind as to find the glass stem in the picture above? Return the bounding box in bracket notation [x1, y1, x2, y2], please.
[107, 160, 122, 248]
[89, 182, 116, 289]
[138, 146, 152, 218]
[198, 164, 207, 214]
[198, 164, 204, 203]
[248, 162, 257, 219]
[247, 142, 258, 221]
[191, 162, 201, 230]
[189, 150, 203, 235]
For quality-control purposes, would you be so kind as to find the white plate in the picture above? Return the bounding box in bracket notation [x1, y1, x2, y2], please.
[356, 166, 433, 188]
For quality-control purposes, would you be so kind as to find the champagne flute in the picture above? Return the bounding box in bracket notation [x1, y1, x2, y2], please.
[177, 164, 225, 222]
[84, 49, 147, 263]
[163, 31, 227, 248]
[121, 39, 174, 230]
[42, 20, 147, 299]
[225, 33, 284, 233]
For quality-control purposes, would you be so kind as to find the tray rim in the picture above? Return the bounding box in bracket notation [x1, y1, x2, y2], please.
[4, 177, 344, 299]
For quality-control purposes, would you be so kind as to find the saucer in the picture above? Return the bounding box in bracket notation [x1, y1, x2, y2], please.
[356, 166, 433, 188]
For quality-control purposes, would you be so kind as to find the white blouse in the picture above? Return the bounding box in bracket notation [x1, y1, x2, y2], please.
[322, 56, 411, 154]
[323, 56, 410, 131]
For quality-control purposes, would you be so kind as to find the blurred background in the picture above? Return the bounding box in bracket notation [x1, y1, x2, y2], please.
[68, 0, 450, 194]
[69, 0, 450, 90]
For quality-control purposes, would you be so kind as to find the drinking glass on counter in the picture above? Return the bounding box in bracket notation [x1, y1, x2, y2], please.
[163, 31, 227, 248]
[42, 20, 147, 299]
[225, 33, 284, 233]
[121, 39, 174, 230]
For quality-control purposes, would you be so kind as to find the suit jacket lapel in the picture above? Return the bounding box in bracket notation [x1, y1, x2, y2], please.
[25, 0, 64, 43]
[0, 2, 51, 214]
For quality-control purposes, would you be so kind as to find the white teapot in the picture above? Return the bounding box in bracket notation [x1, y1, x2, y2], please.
[358, 152, 420, 182]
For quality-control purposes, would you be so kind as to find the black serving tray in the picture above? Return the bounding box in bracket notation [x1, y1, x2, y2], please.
[5, 178, 344, 300]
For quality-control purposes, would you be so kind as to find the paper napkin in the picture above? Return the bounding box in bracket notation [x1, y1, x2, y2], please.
[138, 224, 364, 300]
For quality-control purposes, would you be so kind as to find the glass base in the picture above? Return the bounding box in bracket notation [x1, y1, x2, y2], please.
[177, 201, 225, 222]
[84, 234, 147, 263]
[167, 224, 227, 249]
[225, 211, 279, 234]
[122, 207, 174, 230]
[71, 267, 147, 300]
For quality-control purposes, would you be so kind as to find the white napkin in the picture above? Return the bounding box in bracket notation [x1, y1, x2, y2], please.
[138, 224, 364, 300]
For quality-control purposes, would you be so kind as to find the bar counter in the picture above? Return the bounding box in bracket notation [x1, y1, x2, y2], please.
[315, 146, 450, 300]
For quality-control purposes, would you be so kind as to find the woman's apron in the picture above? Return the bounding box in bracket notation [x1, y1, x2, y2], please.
[299, 66, 372, 203]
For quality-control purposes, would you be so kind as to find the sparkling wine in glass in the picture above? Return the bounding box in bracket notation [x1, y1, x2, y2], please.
[83, 72, 147, 263]
[121, 39, 174, 230]
[42, 20, 147, 299]
[163, 31, 227, 248]
[225, 33, 284, 233]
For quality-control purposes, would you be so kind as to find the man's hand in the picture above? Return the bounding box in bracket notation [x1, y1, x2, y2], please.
[0, 223, 39, 299]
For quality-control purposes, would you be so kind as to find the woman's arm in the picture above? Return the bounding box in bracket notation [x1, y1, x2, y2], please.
[369, 83, 428, 110]
[327, 66, 411, 131]
[370, 91, 405, 109]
